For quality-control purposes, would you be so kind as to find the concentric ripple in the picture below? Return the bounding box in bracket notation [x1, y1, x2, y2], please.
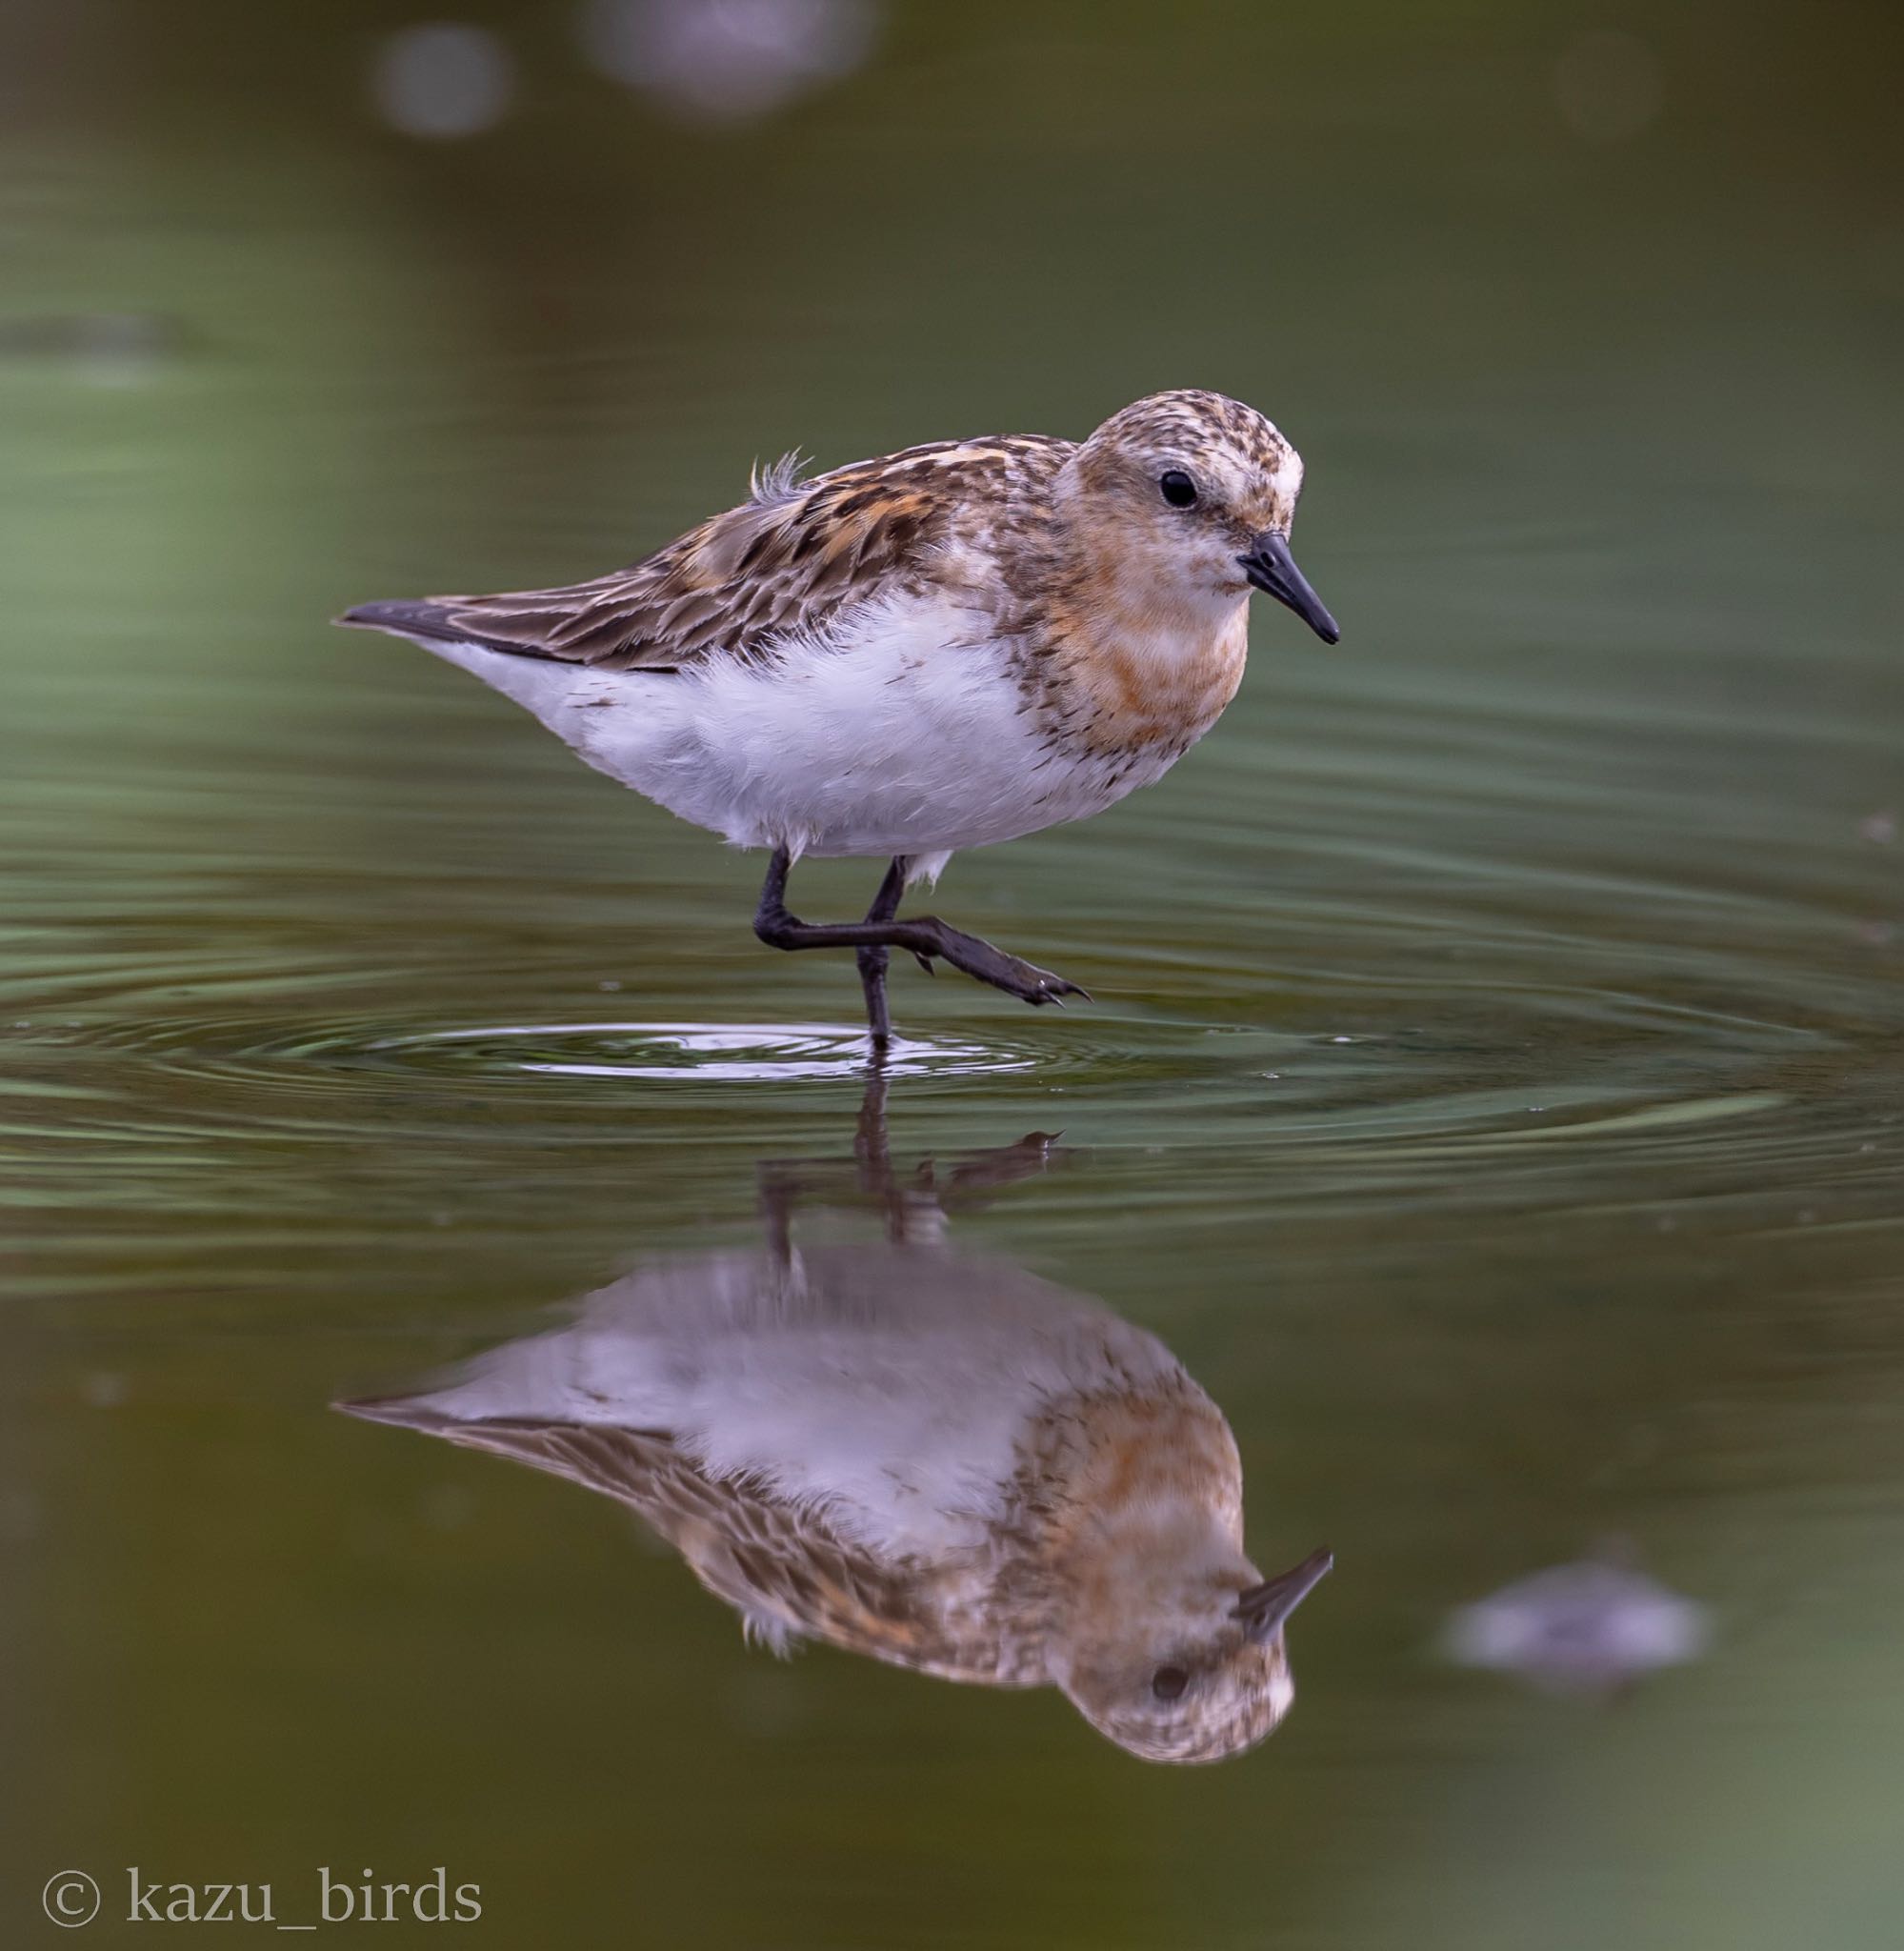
[363, 1020, 1032, 1083]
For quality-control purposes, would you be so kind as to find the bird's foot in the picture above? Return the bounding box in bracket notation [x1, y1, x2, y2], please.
[909, 919, 1090, 1008]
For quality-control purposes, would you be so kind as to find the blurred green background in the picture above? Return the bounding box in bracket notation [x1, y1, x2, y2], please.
[4, 1, 1903, 1945]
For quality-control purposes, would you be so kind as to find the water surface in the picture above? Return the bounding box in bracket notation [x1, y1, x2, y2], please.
[5, 4, 1903, 1946]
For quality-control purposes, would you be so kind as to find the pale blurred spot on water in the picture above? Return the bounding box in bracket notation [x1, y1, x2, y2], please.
[576, 0, 879, 124]
[371, 22, 516, 139]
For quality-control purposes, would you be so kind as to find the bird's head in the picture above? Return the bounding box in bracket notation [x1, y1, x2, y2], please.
[1064, 389, 1339, 644]
[1053, 1545, 1333, 1763]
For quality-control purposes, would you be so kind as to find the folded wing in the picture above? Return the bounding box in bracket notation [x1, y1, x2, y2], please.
[337, 435, 1071, 672]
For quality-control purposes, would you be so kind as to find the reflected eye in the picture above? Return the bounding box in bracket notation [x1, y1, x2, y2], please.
[1158, 471, 1198, 509]
[1151, 1664, 1190, 1702]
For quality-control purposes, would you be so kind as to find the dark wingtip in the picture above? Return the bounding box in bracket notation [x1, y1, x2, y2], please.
[332, 598, 459, 640]
[332, 1394, 448, 1430]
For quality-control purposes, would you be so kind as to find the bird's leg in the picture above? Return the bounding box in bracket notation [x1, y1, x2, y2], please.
[757, 1073, 897, 1263]
[856, 855, 909, 1048]
[753, 848, 1089, 1014]
[852, 1067, 893, 1180]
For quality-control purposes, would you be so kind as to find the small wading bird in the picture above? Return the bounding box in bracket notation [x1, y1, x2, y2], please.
[339, 389, 1339, 1042]
[341, 1085, 1333, 1761]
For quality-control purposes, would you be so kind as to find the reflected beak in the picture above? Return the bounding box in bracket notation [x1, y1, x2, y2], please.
[1238, 532, 1340, 644]
[1233, 1547, 1334, 1643]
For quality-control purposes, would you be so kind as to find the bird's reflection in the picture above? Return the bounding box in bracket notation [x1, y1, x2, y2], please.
[341, 1080, 1329, 1762]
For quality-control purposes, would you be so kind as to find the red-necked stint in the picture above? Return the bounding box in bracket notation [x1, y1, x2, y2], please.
[339, 389, 1339, 1042]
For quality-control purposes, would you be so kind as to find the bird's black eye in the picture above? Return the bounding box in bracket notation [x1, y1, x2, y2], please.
[1151, 1664, 1190, 1702]
[1158, 470, 1198, 510]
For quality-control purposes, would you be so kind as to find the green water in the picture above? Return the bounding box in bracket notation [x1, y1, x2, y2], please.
[5, 2, 1903, 1944]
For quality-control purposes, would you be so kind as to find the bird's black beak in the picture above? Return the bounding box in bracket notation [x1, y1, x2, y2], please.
[1238, 533, 1340, 644]
[1233, 1547, 1334, 1644]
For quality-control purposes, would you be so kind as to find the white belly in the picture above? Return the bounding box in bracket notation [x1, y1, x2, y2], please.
[414, 592, 1178, 863]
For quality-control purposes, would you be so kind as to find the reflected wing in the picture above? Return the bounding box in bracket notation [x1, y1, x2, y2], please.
[337, 435, 1070, 672]
[345, 1406, 1001, 1679]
